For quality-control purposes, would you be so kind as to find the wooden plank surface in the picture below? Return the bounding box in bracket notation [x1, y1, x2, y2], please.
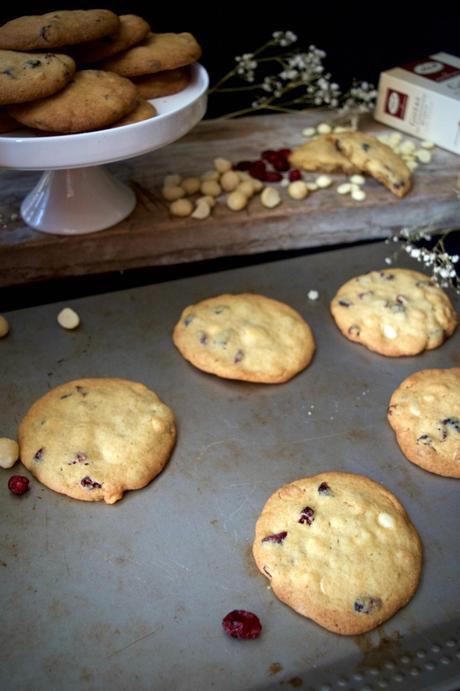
[0, 110, 459, 287]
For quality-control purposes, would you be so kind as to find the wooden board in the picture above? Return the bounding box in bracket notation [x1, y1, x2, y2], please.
[0, 110, 459, 286]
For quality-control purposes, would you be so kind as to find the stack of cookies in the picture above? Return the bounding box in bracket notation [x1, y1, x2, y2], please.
[0, 10, 201, 135]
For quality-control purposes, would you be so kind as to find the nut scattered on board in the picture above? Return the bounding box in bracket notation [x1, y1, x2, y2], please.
[288, 180, 309, 200]
[200, 180, 221, 197]
[164, 174, 181, 186]
[0, 314, 9, 338]
[0, 438, 19, 469]
[214, 157, 232, 173]
[162, 185, 185, 201]
[261, 187, 281, 208]
[192, 200, 211, 219]
[170, 198, 193, 217]
[220, 170, 240, 192]
[226, 190, 248, 211]
[182, 177, 201, 195]
[57, 307, 80, 330]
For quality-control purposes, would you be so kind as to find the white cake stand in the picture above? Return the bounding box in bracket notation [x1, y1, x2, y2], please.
[0, 63, 209, 235]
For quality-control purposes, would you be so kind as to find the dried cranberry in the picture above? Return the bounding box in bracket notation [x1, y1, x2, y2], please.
[261, 149, 278, 162]
[33, 447, 44, 461]
[338, 299, 352, 307]
[222, 610, 262, 640]
[249, 160, 267, 180]
[262, 531, 287, 544]
[354, 596, 382, 614]
[265, 171, 283, 182]
[234, 349, 244, 364]
[278, 148, 292, 157]
[288, 169, 302, 182]
[234, 160, 252, 171]
[8, 475, 30, 496]
[298, 506, 315, 526]
[272, 157, 290, 172]
[81, 476, 102, 489]
[318, 482, 332, 496]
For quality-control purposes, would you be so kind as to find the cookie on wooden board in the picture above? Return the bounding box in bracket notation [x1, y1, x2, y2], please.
[253, 472, 422, 635]
[8, 69, 138, 133]
[0, 10, 119, 51]
[0, 50, 75, 105]
[173, 293, 315, 383]
[330, 268, 457, 356]
[289, 135, 359, 174]
[329, 132, 412, 197]
[18, 378, 176, 504]
[388, 368, 460, 478]
[131, 67, 190, 99]
[99, 32, 201, 77]
[67, 14, 150, 65]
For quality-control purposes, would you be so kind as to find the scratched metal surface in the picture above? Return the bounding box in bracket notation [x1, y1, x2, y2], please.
[0, 242, 459, 691]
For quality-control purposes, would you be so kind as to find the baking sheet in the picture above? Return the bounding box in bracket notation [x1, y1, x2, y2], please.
[1, 241, 459, 691]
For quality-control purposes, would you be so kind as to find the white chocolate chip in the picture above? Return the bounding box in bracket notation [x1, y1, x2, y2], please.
[349, 174, 365, 186]
[388, 132, 402, 145]
[220, 170, 240, 192]
[378, 512, 395, 529]
[162, 185, 185, 201]
[406, 160, 419, 171]
[191, 201, 211, 219]
[57, 307, 80, 330]
[337, 183, 352, 195]
[383, 324, 397, 339]
[416, 149, 432, 163]
[201, 170, 220, 182]
[200, 180, 222, 197]
[213, 157, 232, 174]
[400, 140, 416, 154]
[236, 181, 255, 198]
[170, 198, 193, 217]
[306, 182, 318, 191]
[280, 178, 290, 188]
[351, 187, 366, 201]
[307, 290, 319, 301]
[333, 125, 352, 133]
[288, 180, 309, 200]
[0, 438, 19, 469]
[317, 122, 332, 134]
[181, 177, 201, 195]
[302, 126, 316, 137]
[421, 140, 435, 149]
[0, 314, 9, 338]
[315, 175, 332, 189]
[163, 174, 181, 186]
[226, 190, 248, 211]
[261, 186, 281, 208]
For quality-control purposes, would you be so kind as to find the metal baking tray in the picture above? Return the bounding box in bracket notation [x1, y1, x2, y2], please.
[1, 241, 459, 691]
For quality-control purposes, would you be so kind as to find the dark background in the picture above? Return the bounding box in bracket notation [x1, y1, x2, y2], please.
[1, 2, 459, 117]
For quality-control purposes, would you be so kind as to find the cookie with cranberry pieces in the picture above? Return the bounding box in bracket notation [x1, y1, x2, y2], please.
[388, 368, 460, 478]
[0, 50, 75, 105]
[8, 69, 138, 133]
[328, 131, 411, 197]
[0, 10, 119, 50]
[67, 14, 150, 65]
[172, 293, 315, 383]
[289, 135, 359, 174]
[18, 378, 176, 504]
[130, 66, 190, 99]
[99, 32, 201, 77]
[253, 471, 422, 635]
[330, 268, 457, 356]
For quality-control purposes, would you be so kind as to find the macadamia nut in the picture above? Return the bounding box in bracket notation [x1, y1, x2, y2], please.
[0, 315, 9, 338]
[261, 187, 281, 208]
[57, 307, 80, 330]
[162, 185, 185, 201]
[170, 198, 193, 217]
[0, 438, 19, 469]
[288, 180, 308, 200]
[200, 180, 222, 197]
[226, 191, 248, 211]
[181, 177, 201, 195]
[214, 158, 232, 173]
[220, 171, 240, 192]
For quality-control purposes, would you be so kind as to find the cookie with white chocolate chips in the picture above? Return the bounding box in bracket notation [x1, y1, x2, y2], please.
[252, 472, 422, 635]
[172, 293, 315, 383]
[388, 368, 460, 478]
[18, 378, 176, 504]
[330, 268, 457, 356]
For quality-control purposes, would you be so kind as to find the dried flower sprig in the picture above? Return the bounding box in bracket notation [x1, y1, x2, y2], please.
[385, 217, 460, 295]
[208, 31, 377, 120]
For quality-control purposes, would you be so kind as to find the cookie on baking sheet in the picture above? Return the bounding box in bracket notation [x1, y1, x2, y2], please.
[253, 472, 422, 635]
[0, 50, 75, 105]
[18, 378, 176, 504]
[288, 135, 359, 174]
[388, 368, 460, 478]
[110, 98, 157, 127]
[99, 32, 202, 77]
[329, 132, 411, 197]
[68, 14, 150, 65]
[8, 69, 138, 133]
[330, 268, 457, 357]
[172, 293, 315, 384]
[0, 10, 119, 51]
[131, 67, 190, 99]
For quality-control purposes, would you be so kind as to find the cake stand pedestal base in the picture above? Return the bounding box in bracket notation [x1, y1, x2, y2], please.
[20, 166, 136, 235]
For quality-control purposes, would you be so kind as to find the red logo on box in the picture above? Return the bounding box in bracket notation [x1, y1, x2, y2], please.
[403, 58, 460, 82]
[384, 89, 408, 119]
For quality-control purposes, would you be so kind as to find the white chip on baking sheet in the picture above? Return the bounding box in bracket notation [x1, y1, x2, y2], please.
[351, 188, 366, 201]
[307, 290, 319, 301]
[317, 123, 332, 134]
[349, 174, 365, 186]
[416, 149, 432, 163]
[315, 175, 332, 188]
[337, 183, 352, 195]
[57, 308, 80, 330]
[421, 140, 435, 149]
[302, 126, 316, 137]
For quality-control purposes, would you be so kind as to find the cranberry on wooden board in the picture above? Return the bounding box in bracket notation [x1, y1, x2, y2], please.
[222, 610, 262, 640]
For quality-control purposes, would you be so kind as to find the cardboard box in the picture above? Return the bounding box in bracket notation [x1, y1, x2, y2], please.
[374, 52, 460, 154]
